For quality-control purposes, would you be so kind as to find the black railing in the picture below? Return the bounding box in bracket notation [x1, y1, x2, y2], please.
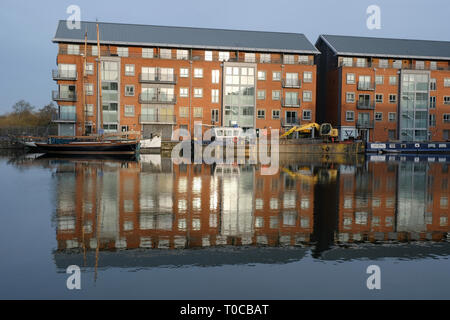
[52, 112, 77, 122]
[139, 114, 176, 124]
[52, 70, 77, 80]
[139, 73, 177, 84]
[52, 90, 77, 102]
[282, 79, 301, 88]
[281, 98, 301, 107]
[339, 60, 450, 71]
[357, 82, 375, 91]
[139, 93, 177, 104]
[356, 119, 375, 129]
[357, 101, 375, 110]
[281, 117, 300, 126]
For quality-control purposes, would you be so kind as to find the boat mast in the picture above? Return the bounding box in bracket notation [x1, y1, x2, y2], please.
[82, 30, 87, 135]
[96, 23, 103, 136]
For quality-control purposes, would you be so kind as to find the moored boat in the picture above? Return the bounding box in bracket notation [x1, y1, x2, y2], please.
[35, 140, 140, 155]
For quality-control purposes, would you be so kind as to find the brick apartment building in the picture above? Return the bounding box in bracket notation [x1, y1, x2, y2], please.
[52, 21, 319, 139]
[315, 35, 450, 142]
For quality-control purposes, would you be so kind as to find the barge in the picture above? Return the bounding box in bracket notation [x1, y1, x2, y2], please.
[367, 142, 450, 154]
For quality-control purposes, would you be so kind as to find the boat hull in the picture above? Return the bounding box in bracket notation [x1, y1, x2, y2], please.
[35, 141, 139, 155]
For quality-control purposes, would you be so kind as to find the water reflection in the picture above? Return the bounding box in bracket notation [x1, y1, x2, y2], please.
[10, 153, 450, 269]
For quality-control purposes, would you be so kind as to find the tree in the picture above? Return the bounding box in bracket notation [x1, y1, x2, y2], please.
[37, 102, 57, 126]
[12, 100, 35, 114]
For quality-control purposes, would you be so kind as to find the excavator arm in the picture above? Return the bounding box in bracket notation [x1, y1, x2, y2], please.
[280, 123, 320, 138]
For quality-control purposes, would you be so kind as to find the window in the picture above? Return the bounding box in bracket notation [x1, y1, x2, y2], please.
[85, 104, 94, 116]
[444, 130, 450, 141]
[303, 110, 312, 121]
[257, 109, 265, 119]
[211, 109, 219, 123]
[298, 55, 309, 64]
[426, 96, 436, 110]
[303, 91, 312, 102]
[378, 59, 388, 68]
[84, 83, 93, 96]
[445, 96, 450, 105]
[389, 76, 397, 85]
[218, 51, 229, 61]
[85, 63, 94, 75]
[393, 60, 402, 68]
[342, 57, 353, 66]
[346, 111, 354, 121]
[388, 130, 396, 140]
[125, 85, 135, 96]
[205, 51, 213, 61]
[125, 64, 135, 76]
[430, 78, 437, 90]
[160, 48, 172, 59]
[388, 112, 396, 122]
[260, 53, 271, 63]
[346, 92, 355, 103]
[212, 70, 220, 84]
[444, 114, 450, 123]
[180, 68, 189, 78]
[211, 89, 219, 103]
[194, 107, 203, 118]
[257, 71, 266, 80]
[347, 73, 355, 84]
[194, 68, 203, 78]
[177, 50, 189, 60]
[429, 61, 437, 70]
[445, 78, 450, 87]
[272, 90, 281, 100]
[257, 90, 266, 100]
[375, 112, 383, 121]
[429, 114, 436, 127]
[375, 94, 383, 103]
[415, 61, 425, 69]
[142, 48, 153, 58]
[272, 110, 280, 119]
[389, 94, 397, 103]
[67, 44, 79, 55]
[91, 46, 98, 56]
[356, 58, 366, 67]
[179, 107, 189, 118]
[303, 72, 312, 83]
[283, 55, 295, 64]
[124, 105, 134, 117]
[117, 47, 128, 57]
[375, 75, 384, 85]
[272, 71, 281, 81]
[179, 88, 189, 97]
[194, 88, 203, 98]
[245, 53, 256, 62]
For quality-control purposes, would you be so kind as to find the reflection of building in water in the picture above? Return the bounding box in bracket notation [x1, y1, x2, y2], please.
[55, 158, 315, 252]
[335, 161, 450, 243]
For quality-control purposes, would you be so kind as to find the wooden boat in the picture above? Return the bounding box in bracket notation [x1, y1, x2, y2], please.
[35, 140, 140, 155]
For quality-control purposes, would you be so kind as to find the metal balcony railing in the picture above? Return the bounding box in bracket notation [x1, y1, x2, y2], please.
[357, 101, 375, 110]
[52, 90, 77, 102]
[139, 93, 177, 104]
[52, 112, 77, 122]
[357, 82, 375, 91]
[281, 98, 301, 108]
[139, 73, 177, 84]
[52, 70, 77, 80]
[139, 114, 176, 124]
[282, 79, 301, 88]
[356, 119, 375, 129]
[281, 117, 300, 126]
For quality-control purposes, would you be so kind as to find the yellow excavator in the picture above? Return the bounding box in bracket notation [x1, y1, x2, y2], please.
[280, 122, 339, 141]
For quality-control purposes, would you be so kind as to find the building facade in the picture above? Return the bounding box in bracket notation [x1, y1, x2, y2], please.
[52, 21, 319, 139]
[316, 35, 450, 142]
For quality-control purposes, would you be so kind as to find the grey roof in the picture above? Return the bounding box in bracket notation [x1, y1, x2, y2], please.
[53, 20, 320, 54]
[319, 34, 450, 60]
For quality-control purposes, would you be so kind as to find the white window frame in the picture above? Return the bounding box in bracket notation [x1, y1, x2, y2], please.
[194, 88, 203, 98]
[194, 68, 203, 78]
[180, 68, 189, 78]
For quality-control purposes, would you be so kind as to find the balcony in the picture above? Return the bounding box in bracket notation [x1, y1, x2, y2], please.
[139, 113, 176, 124]
[52, 112, 77, 123]
[282, 98, 301, 108]
[356, 119, 375, 129]
[139, 73, 177, 84]
[357, 101, 375, 110]
[52, 70, 77, 81]
[281, 117, 300, 126]
[357, 82, 375, 91]
[52, 90, 77, 102]
[282, 79, 301, 88]
[139, 93, 177, 104]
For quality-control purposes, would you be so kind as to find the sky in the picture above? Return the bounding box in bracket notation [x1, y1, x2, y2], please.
[0, 0, 449, 114]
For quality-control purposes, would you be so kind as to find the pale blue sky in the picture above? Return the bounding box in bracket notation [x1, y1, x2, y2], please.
[0, 0, 449, 113]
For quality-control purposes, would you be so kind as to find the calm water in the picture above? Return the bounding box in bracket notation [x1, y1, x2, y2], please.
[1, 151, 450, 299]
